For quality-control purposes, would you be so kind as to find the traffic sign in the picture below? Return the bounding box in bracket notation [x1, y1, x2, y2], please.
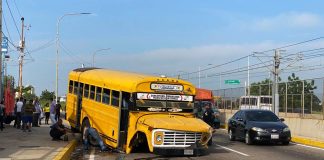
[225, 79, 240, 84]
[2, 37, 8, 53]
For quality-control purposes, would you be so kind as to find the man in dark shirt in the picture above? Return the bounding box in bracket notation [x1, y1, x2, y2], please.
[55, 101, 62, 121]
[22, 99, 36, 132]
[203, 104, 215, 127]
[50, 119, 67, 140]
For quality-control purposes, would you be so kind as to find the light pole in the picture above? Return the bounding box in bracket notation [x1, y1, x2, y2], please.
[56, 12, 91, 103]
[198, 64, 212, 88]
[92, 48, 111, 67]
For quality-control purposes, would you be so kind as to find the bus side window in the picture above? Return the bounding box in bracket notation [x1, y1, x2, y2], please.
[69, 80, 73, 93]
[73, 82, 79, 95]
[96, 87, 102, 102]
[84, 84, 89, 98]
[102, 88, 110, 105]
[112, 90, 120, 107]
[80, 83, 84, 96]
[90, 85, 95, 100]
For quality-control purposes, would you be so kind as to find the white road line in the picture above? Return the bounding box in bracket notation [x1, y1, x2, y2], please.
[291, 142, 324, 151]
[215, 144, 250, 157]
[89, 148, 95, 160]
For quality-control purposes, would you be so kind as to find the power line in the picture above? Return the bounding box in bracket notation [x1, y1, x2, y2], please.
[59, 41, 91, 65]
[13, 0, 22, 17]
[5, 0, 21, 37]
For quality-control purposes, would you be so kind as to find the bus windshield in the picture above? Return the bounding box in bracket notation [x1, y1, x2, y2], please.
[135, 93, 194, 112]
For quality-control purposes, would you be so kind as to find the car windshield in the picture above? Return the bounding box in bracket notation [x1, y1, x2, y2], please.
[246, 111, 279, 122]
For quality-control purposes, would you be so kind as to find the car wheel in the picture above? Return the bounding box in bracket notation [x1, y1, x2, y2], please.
[229, 129, 236, 141]
[245, 132, 253, 145]
[282, 141, 289, 145]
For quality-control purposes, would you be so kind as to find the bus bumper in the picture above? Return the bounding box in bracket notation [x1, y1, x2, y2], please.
[153, 143, 206, 156]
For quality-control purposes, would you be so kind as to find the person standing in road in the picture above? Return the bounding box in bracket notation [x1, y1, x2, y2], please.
[15, 97, 24, 129]
[55, 100, 61, 121]
[22, 99, 35, 132]
[0, 101, 5, 131]
[50, 98, 57, 125]
[13, 99, 19, 128]
[203, 103, 215, 127]
[202, 103, 214, 146]
[44, 103, 50, 125]
[33, 98, 42, 127]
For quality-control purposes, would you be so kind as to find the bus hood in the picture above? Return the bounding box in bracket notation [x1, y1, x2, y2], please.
[138, 114, 211, 132]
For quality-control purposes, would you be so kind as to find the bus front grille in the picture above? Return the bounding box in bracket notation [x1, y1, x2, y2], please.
[153, 129, 202, 147]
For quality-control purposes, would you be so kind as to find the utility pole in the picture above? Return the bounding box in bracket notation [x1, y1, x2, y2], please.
[18, 17, 25, 98]
[272, 50, 280, 116]
[0, 0, 3, 101]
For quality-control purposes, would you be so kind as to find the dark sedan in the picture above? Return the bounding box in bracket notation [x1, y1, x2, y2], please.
[227, 109, 291, 145]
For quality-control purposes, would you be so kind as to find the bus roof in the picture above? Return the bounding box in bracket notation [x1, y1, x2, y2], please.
[68, 68, 196, 94]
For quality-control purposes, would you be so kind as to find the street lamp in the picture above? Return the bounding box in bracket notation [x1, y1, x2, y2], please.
[92, 48, 111, 67]
[198, 64, 212, 88]
[56, 12, 91, 103]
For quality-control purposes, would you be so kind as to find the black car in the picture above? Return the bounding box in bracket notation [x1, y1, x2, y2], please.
[227, 109, 291, 145]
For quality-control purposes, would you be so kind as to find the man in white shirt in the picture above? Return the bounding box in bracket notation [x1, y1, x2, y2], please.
[15, 97, 24, 129]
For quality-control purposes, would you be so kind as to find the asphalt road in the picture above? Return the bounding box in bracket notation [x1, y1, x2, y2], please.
[71, 129, 324, 160]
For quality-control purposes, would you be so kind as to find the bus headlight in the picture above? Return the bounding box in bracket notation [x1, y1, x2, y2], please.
[154, 131, 164, 145]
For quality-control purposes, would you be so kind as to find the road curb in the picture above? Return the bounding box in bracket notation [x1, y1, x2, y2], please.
[53, 139, 79, 160]
[53, 119, 80, 160]
[291, 137, 324, 149]
[220, 123, 324, 149]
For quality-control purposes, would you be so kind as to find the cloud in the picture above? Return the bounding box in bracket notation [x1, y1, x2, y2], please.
[95, 42, 282, 76]
[251, 12, 322, 31]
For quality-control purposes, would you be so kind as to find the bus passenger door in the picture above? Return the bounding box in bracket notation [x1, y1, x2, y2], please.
[117, 92, 130, 151]
[75, 82, 83, 130]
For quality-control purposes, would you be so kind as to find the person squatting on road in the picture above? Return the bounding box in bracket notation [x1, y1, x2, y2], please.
[22, 99, 36, 132]
[83, 126, 108, 151]
[50, 119, 67, 140]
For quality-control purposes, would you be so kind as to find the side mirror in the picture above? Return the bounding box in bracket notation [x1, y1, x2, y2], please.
[280, 118, 285, 122]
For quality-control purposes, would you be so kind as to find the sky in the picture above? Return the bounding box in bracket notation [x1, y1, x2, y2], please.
[3, 0, 324, 96]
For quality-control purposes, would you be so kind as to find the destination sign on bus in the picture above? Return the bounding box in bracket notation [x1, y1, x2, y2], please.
[151, 83, 183, 91]
[137, 93, 193, 102]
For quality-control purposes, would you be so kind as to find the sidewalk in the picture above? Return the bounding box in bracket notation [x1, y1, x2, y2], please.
[0, 118, 79, 160]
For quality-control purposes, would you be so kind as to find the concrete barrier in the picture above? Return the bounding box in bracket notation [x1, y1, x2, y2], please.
[219, 109, 324, 148]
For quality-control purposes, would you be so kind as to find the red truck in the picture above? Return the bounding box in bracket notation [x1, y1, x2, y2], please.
[194, 88, 220, 129]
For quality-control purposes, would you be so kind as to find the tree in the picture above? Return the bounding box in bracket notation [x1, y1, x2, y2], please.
[250, 78, 272, 96]
[40, 89, 55, 101]
[15, 85, 37, 100]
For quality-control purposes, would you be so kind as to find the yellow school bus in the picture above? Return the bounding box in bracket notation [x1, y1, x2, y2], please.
[66, 68, 213, 155]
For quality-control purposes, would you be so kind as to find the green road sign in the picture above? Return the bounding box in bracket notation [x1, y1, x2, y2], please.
[225, 80, 240, 85]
